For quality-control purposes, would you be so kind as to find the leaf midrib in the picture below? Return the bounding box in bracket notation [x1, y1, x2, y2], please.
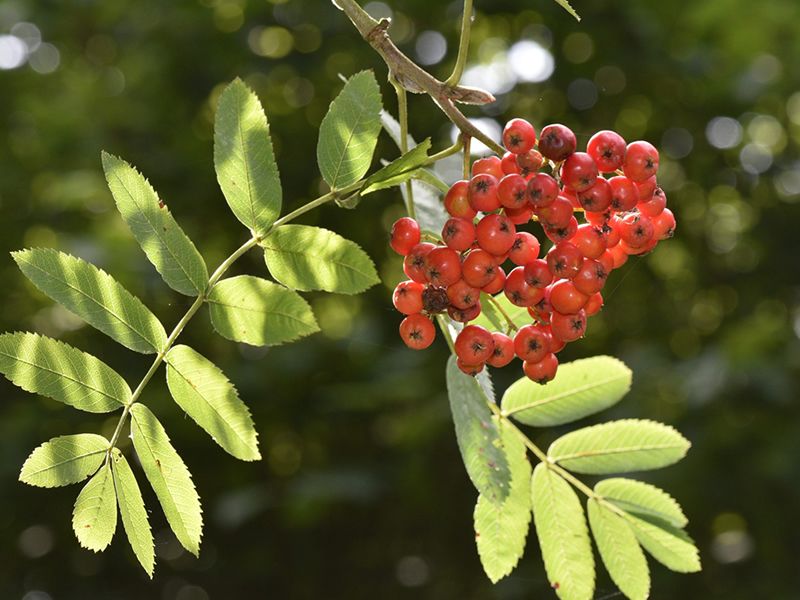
[551, 443, 687, 462]
[25, 448, 107, 478]
[206, 297, 317, 328]
[503, 373, 629, 416]
[327, 88, 375, 189]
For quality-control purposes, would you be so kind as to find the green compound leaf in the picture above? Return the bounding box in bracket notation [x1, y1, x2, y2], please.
[165, 345, 260, 461]
[474, 419, 532, 583]
[588, 499, 650, 600]
[19, 433, 109, 488]
[130, 404, 203, 556]
[596, 478, 688, 529]
[445, 356, 510, 505]
[502, 356, 632, 427]
[472, 293, 529, 334]
[101, 152, 209, 297]
[317, 70, 383, 190]
[263, 225, 379, 294]
[111, 448, 155, 577]
[72, 461, 117, 552]
[207, 275, 319, 346]
[0, 332, 129, 413]
[548, 420, 691, 475]
[624, 513, 701, 573]
[360, 139, 432, 195]
[531, 464, 595, 600]
[12, 248, 167, 354]
[214, 78, 282, 237]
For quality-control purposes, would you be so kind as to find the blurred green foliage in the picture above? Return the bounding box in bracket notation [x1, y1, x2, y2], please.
[1, 0, 799, 598]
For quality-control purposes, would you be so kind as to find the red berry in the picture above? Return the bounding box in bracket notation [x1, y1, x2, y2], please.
[653, 208, 676, 240]
[523, 353, 559, 384]
[424, 246, 462, 286]
[524, 258, 553, 288]
[572, 259, 608, 295]
[501, 151, 522, 175]
[482, 266, 506, 294]
[393, 280, 425, 315]
[546, 242, 584, 280]
[515, 149, 545, 177]
[608, 176, 639, 212]
[587, 130, 626, 173]
[503, 118, 537, 154]
[623, 141, 660, 182]
[609, 244, 629, 268]
[618, 213, 655, 248]
[572, 224, 607, 259]
[448, 302, 482, 323]
[462, 249, 498, 288]
[456, 358, 484, 376]
[527, 173, 560, 209]
[504, 266, 544, 307]
[538, 124, 577, 161]
[444, 180, 477, 219]
[514, 324, 551, 363]
[390, 217, 421, 256]
[403, 242, 435, 283]
[537, 196, 573, 229]
[561, 152, 599, 192]
[541, 325, 565, 352]
[447, 279, 480, 310]
[550, 310, 587, 342]
[487, 332, 515, 368]
[455, 325, 495, 364]
[597, 249, 615, 274]
[636, 175, 658, 200]
[497, 174, 529, 209]
[506, 205, 534, 225]
[508, 232, 541, 265]
[476, 213, 517, 256]
[584, 292, 604, 316]
[549, 279, 589, 314]
[468, 174, 501, 212]
[472, 156, 504, 179]
[577, 177, 612, 213]
[442, 217, 476, 252]
[638, 187, 666, 218]
[399, 314, 435, 350]
[543, 216, 578, 244]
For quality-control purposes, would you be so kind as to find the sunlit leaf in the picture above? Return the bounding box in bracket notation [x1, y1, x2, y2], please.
[625, 513, 701, 573]
[111, 448, 155, 577]
[19, 434, 109, 488]
[596, 478, 688, 529]
[360, 139, 432, 195]
[72, 462, 117, 552]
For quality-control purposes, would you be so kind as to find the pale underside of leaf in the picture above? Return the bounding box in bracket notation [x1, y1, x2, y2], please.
[130, 403, 203, 556]
[531, 463, 595, 600]
[595, 478, 688, 528]
[624, 512, 701, 573]
[0, 332, 129, 413]
[19, 433, 109, 488]
[101, 151, 209, 296]
[588, 499, 650, 600]
[262, 224, 379, 294]
[111, 448, 155, 577]
[165, 344, 260, 461]
[207, 275, 319, 346]
[12, 248, 167, 354]
[360, 139, 432, 195]
[72, 462, 118, 552]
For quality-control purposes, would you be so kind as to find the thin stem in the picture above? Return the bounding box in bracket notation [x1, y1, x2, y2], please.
[462, 135, 471, 179]
[391, 76, 416, 220]
[445, 0, 474, 87]
[485, 294, 519, 332]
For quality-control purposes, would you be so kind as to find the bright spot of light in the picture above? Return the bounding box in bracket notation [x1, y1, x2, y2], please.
[415, 30, 446, 66]
[705, 116, 742, 149]
[739, 143, 772, 174]
[508, 40, 554, 83]
[29, 42, 59, 74]
[0, 34, 28, 70]
[450, 118, 502, 156]
[567, 78, 598, 111]
[363, 1, 392, 20]
[711, 530, 754, 564]
[775, 164, 800, 200]
[461, 58, 516, 96]
[10, 22, 41, 52]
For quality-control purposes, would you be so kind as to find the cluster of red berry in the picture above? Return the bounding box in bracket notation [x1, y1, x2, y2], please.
[389, 118, 675, 383]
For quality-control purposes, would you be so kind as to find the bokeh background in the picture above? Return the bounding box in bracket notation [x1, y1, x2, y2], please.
[2, 0, 799, 598]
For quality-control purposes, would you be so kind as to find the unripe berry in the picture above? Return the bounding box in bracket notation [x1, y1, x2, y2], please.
[390, 217, 421, 256]
[399, 314, 435, 350]
[538, 124, 577, 161]
[514, 324, 551, 363]
[623, 141, 660, 182]
[403, 242, 435, 283]
[455, 325, 495, 364]
[523, 353, 559, 384]
[560, 152, 599, 192]
[476, 213, 517, 256]
[587, 130, 626, 172]
[487, 332, 515, 368]
[442, 217, 476, 252]
[392, 280, 424, 315]
[468, 174, 501, 212]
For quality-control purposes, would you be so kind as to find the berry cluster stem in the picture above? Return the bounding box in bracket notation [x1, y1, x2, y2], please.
[445, 0, 474, 87]
[390, 75, 416, 220]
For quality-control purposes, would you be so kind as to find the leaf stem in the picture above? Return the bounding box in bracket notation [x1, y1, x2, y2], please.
[390, 76, 416, 220]
[462, 135, 472, 179]
[445, 0, 474, 87]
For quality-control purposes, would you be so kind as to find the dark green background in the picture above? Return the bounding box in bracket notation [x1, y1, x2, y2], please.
[2, 0, 799, 598]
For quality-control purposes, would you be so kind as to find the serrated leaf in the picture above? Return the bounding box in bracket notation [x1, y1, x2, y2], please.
[214, 78, 282, 236]
[596, 478, 688, 529]
[72, 461, 117, 552]
[502, 356, 632, 427]
[471, 293, 529, 334]
[317, 70, 382, 190]
[588, 499, 650, 600]
[165, 345, 260, 461]
[0, 332, 129, 413]
[531, 463, 595, 600]
[207, 275, 319, 346]
[101, 152, 209, 296]
[474, 419, 532, 583]
[111, 448, 155, 577]
[360, 139, 432, 195]
[625, 513, 701, 573]
[548, 420, 691, 475]
[12, 248, 167, 354]
[262, 225, 379, 294]
[445, 356, 510, 504]
[553, 0, 581, 21]
[20, 434, 109, 487]
[130, 404, 202, 556]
